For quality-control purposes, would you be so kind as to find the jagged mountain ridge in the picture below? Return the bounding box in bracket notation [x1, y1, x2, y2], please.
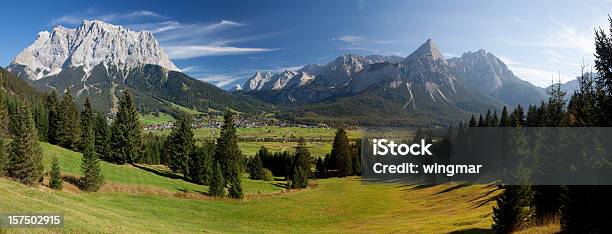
[7, 20, 264, 115]
[244, 39, 506, 126]
[8, 20, 178, 81]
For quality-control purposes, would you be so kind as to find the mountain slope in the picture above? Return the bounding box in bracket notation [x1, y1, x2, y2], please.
[8, 20, 265, 115]
[448, 49, 546, 107]
[0, 67, 45, 103]
[274, 39, 503, 126]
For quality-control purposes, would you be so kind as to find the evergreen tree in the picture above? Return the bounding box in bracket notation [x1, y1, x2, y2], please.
[163, 115, 195, 178]
[80, 98, 94, 151]
[208, 161, 225, 197]
[329, 128, 352, 176]
[510, 105, 525, 127]
[477, 114, 485, 127]
[247, 153, 265, 180]
[492, 185, 535, 233]
[46, 91, 61, 145]
[58, 89, 80, 150]
[110, 90, 143, 164]
[351, 139, 362, 176]
[526, 105, 539, 127]
[499, 106, 511, 127]
[49, 157, 63, 190]
[0, 95, 9, 175]
[484, 110, 493, 127]
[492, 111, 500, 127]
[468, 114, 477, 127]
[7, 102, 43, 185]
[289, 138, 311, 189]
[80, 115, 103, 192]
[93, 113, 111, 161]
[188, 140, 214, 184]
[214, 110, 243, 199]
[315, 157, 326, 178]
[32, 103, 48, 142]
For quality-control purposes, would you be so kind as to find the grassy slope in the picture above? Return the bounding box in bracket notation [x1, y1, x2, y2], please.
[140, 112, 175, 126]
[41, 143, 283, 194]
[0, 177, 501, 233]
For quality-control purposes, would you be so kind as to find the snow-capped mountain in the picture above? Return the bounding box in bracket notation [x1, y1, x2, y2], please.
[244, 53, 402, 91]
[8, 20, 179, 81]
[6, 20, 263, 115]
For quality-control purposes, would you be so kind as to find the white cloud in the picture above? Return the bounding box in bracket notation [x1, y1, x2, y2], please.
[509, 66, 573, 87]
[165, 45, 277, 59]
[197, 75, 241, 88]
[51, 10, 164, 25]
[333, 35, 367, 44]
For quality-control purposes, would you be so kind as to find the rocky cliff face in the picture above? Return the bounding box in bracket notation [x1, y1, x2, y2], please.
[8, 20, 178, 81]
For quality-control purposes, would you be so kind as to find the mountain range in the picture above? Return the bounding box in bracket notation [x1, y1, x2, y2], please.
[7, 20, 263, 116]
[240, 39, 547, 125]
[6, 20, 553, 126]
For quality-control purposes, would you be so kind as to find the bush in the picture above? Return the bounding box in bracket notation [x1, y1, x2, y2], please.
[262, 168, 274, 181]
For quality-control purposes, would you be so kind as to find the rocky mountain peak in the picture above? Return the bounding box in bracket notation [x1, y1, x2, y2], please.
[8, 20, 179, 81]
[405, 39, 443, 62]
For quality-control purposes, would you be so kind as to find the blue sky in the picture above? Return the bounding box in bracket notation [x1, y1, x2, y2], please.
[1, 0, 611, 88]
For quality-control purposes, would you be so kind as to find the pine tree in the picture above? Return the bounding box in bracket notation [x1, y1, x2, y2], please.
[49, 157, 63, 190]
[93, 113, 111, 161]
[7, 102, 44, 185]
[208, 161, 225, 197]
[510, 105, 525, 127]
[58, 89, 80, 150]
[80, 114, 103, 192]
[492, 111, 500, 127]
[188, 140, 214, 184]
[32, 103, 48, 142]
[351, 139, 362, 176]
[80, 98, 94, 151]
[247, 153, 265, 180]
[315, 157, 326, 178]
[110, 90, 143, 164]
[468, 114, 477, 127]
[0, 95, 9, 175]
[329, 128, 352, 176]
[163, 115, 194, 178]
[484, 110, 493, 127]
[499, 106, 511, 127]
[214, 110, 243, 199]
[289, 138, 311, 189]
[227, 175, 243, 199]
[477, 114, 485, 127]
[46, 91, 61, 145]
[492, 185, 535, 233]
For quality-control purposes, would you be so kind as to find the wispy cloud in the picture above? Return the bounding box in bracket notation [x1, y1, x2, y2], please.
[51, 10, 164, 25]
[128, 19, 278, 59]
[198, 74, 242, 88]
[165, 45, 277, 59]
[333, 35, 367, 44]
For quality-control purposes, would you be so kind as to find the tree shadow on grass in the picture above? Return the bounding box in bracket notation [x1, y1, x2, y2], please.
[272, 182, 288, 189]
[61, 174, 81, 188]
[131, 163, 185, 180]
[447, 228, 494, 234]
[434, 183, 470, 195]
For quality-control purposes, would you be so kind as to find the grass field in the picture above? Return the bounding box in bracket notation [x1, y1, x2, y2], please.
[140, 112, 175, 126]
[0, 142, 563, 233]
[0, 176, 502, 233]
[41, 143, 284, 194]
